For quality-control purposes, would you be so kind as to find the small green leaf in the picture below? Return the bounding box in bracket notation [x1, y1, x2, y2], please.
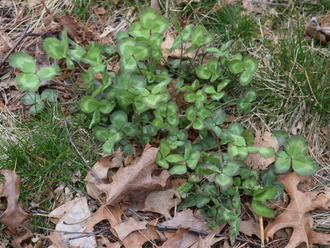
[122, 122, 139, 137]
[90, 110, 101, 128]
[272, 130, 288, 147]
[212, 109, 227, 125]
[29, 101, 45, 114]
[251, 200, 275, 218]
[102, 140, 115, 154]
[192, 118, 204, 130]
[228, 60, 245, 74]
[98, 100, 115, 114]
[215, 173, 233, 191]
[292, 155, 318, 176]
[229, 134, 246, 146]
[217, 79, 230, 92]
[239, 70, 253, 85]
[110, 111, 128, 128]
[196, 65, 211, 80]
[187, 151, 200, 169]
[40, 89, 58, 102]
[184, 92, 196, 103]
[203, 85, 216, 94]
[21, 92, 41, 105]
[169, 164, 187, 175]
[165, 154, 185, 163]
[223, 160, 241, 177]
[9, 52, 36, 73]
[93, 126, 110, 142]
[16, 73, 40, 92]
[37, 65, 61, 80]
[285, 135, 308, 158]
[43, 37, 66, 59]
[128, 22, 149, 39]
[79, 96, 99, 113]
[177, 182, 193, 196]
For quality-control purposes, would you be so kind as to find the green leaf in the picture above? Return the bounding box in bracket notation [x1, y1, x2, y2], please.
[37, 65, 61, 80]
[187, 151, 200, 169]
[243, 56, 258, 74]
[228, 60, 245, 74]
[253, 186, 277, 202]
[251, 200, 275, 218]
[139, 8, 168, 32]
[93, 126, 110, 141]
[118, 39, 136, 57]
[247, 147, 275, 158]
[203, 85, 216, 94]
[217, 79, 230, 92]
[102, 140, 115, 154]
[165, 154, 185, 163]
[292, 155, 318, 176]
[196, 196, 210, 208]
[184, 92, 196, 103]
[181, 24, 193, 41]
[98, 100, 115, 114]
[228, 123, 244, 136]
[160, 139, 171, 157]
[9, 52, 36, 73]
[228, 144, 248, 160]
[285, 135, 308, 158]
[229, 134, 246, 146]
[79, 96, 99, 113]
[196, 65, 211, 80]
[16, 73, 40, 92]
[192, 118, 204, 130]
[167, 114, 179, 126]
[215, 173, 233, 191]
[122, 122, 139, 137]
[43, 37, 66, 59]
[21, 92, 41, 105]
[128, 22, 149, 39]
[169, 164, 187, 175]
[110, 111, 128, 128]
[272, 130, 288, 147]
[185, 107, 196, 121]
[68, 48, 86, 61]
[40, 89, 58, 102]
[157, 157, 170, 169]
[66, 58, 75, 70]
[90, 110, 101, 128]
[223, 160, 241, 177]
[239, 70, 253, 85]
[120, 56, 137, 71]
[29, 101, 45, 114]
[212, 109, 227, 125]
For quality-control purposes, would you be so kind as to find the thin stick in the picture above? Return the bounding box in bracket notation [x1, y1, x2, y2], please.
[37, 226, 98, 235]
[0, 26, 30, 67]
[63, 116, 91, 169]
[259, 216, 265, 248]
[252, 0, 288, 7]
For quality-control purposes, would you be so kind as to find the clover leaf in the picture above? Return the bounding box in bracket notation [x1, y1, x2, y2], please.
[37, 65, 61, 80]
[228, 56, 257, 85]
[196, 58, 220, 82]
[139, 8, 169, 34]
[9, 52, 36, 73]
[16, 73, 40, 92]
[40, 89, 58, 103]
[43, 37, 67, 60]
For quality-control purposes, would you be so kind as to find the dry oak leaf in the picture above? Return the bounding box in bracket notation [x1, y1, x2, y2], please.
[0, 170, 31, 233]
[86, 147, 170, 205]
[134, 189, 181, 219]
[245, 131, 279, 170]
[265, 173, 330, 248]
[239, 219, 260, 238]
[122, 224, 163, 248]
[47, 197, 97, 248]
[113, 217, 148, 240]
[86, 151, 124, 200]
[161, 32, 195, 61]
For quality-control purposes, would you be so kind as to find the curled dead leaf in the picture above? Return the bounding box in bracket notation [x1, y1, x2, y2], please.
[265, 173, 330, 248]
[245, 131, 279, 170]
[113, 217, 147, 240]
[86, 147, 170, 205]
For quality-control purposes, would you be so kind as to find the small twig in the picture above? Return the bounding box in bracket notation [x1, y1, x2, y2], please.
[0, 26, 30, 67]
[259, 216, 265, 248]
[251, 0, 288, 7]
[156, 224, 265, 247]
[68, 230, 105, 240]
[127, 208, 147, 221]
[37, 226, 98, 235]
[63, 116, 91, 169]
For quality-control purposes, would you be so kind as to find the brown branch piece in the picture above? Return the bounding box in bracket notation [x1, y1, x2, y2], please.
[265, 173, 330, 248]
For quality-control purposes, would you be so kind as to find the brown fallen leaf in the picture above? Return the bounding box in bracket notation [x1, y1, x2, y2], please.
[189, 232, 225, 248]
[245, 131, 279, 170]
[160, 228, 187, 248]
[86, 146, 170, 205]
[122, 224, 162, 248]
[305, 13, 330, 45]
[86, 151, 124, 200]
[136, 189, 181, 219]
[113, 217, 148, 241]
[48, 197, 97, 248]
[265, 173, 330, 248]
[239, 219, 260, 238]
[0, 170, 31, 233]
[161, 32, 195, 61]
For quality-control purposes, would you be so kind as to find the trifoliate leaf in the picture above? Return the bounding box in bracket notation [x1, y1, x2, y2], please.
[128, 21, 149, 39]
[37, 65, 61, 80]
[93, 126, 110, 142]
[16, 73, 40, 92]
[9, 52, 36, 73]
[43, 37, 67, 59]
[98, 100, 115, 114]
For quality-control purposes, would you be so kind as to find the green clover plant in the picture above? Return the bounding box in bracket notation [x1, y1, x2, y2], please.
[16, 7, 319, 245]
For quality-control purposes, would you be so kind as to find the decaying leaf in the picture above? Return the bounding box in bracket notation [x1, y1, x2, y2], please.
[189, 232, 225, 248]
[265, 173, 330, 248]
[86, 151, 124, 200]
[305, 13, 330, 44]
[136, 189, 181, 219]
[245, 131, 279, 170]
[161, 33, 195, 61]
[113, 217, 147, 240]
[86, 147, 170, 205]
[160, 228, 187, 248]
[48, 197, 97, 248]
[0, 170, 31, 232]
[239, 219, 260, 238]
[122, 224, 162, 248]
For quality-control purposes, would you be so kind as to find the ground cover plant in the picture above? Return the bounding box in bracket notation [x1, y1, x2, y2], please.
[0, 0, 329, 248]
